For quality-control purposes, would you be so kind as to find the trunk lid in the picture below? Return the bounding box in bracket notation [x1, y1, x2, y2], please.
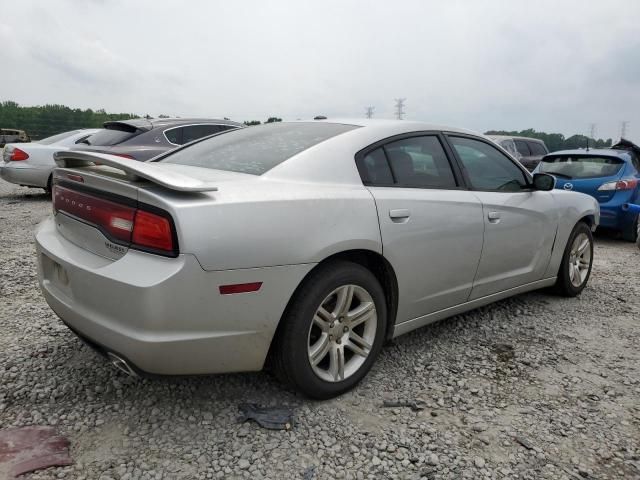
[51, 151, 252, 261]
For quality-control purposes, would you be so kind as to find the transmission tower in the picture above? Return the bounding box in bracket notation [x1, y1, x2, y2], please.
[588, 123, 596, 139]
[365, 106, 375, 119]
[394, 98, 406, 120]
[621, 121, 629, 139]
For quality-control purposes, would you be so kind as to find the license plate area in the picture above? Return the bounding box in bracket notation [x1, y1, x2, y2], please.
[41, 253, 72, 295]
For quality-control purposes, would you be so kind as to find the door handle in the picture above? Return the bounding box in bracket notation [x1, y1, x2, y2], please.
[487, 211, 501, 223]
[389, 209, 411, 220]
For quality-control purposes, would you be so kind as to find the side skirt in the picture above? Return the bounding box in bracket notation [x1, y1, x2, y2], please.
[392, 277, 557, 337]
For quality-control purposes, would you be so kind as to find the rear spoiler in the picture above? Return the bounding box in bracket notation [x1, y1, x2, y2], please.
[53, 151, 218, 192]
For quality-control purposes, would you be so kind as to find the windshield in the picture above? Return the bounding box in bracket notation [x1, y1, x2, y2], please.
[159, 122, 359, 175]
[38, 131, 80, 145]
[539, 155, 624, 179]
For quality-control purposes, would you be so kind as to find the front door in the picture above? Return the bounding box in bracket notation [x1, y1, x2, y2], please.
[446, 135, 558, 299]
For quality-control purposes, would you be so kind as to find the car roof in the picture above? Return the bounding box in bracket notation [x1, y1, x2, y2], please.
[487, 135, 545, 143]
[104, 117, 243, 131]
[306, 118, 478, 135]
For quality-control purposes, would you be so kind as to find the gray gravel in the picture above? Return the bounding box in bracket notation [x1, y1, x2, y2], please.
[1, 177, 639, 480]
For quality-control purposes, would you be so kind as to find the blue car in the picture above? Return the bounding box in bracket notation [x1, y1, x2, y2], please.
[534, 139, 640, 242]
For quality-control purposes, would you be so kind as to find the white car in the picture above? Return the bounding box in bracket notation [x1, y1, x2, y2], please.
[1, 129, 100, 192]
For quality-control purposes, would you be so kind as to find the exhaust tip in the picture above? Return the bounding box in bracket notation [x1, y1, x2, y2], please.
[106, 352, 138, 377]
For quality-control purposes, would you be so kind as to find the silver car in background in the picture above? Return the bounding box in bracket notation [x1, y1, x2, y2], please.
[1, 129, 99, 192]
[36, 120, 599, 398]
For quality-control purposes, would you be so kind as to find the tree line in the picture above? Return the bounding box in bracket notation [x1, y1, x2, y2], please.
[485, 128, 613, 152]
[0, 101, 138, 140]
[0, 100, 616, 149]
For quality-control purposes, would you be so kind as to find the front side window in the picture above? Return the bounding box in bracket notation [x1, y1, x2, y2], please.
[160, 122, 358, 175]
[449, 136, 528, 191]
[514, 139, 531, 156]
[539, 156, 624, 179]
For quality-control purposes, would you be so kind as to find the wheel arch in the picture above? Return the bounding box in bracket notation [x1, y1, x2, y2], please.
[265, 249, 399, 367]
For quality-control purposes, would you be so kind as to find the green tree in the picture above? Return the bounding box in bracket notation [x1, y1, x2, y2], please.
[265, 117, 282, 123]
[243, 120, 261, 126]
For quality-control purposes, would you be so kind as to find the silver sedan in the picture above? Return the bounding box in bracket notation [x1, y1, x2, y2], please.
[35, 120, 599, 399]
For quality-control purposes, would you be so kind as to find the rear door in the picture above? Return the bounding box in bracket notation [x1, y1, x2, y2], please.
[357, 133, 484, 322]
[446, 135, 557, 299]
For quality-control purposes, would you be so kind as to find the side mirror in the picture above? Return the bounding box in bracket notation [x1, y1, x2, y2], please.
[532, 173, 556, 191]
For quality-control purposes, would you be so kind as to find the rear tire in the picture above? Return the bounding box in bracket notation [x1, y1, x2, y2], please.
[44, 175, 52, 197]
[272, 261, 387, 399]
[554, 222, 594, 297]
[621, 214, 639, 243]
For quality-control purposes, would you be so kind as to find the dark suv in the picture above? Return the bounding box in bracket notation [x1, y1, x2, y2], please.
[487, 135, 549, 171]
[73, 118, 242, 161]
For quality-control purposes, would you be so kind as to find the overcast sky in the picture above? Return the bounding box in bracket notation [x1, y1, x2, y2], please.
[2, 0, 639, 141]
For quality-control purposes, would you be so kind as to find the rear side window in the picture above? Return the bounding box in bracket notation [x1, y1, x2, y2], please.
[182, 124, 226, 144]
[160, 122, 358, 175]
[514, 140, 531, 156]
[358, 148, 393, 185]
[83, 124, 140, 146]
[539, 156, 624, 179]
[384, 136, 457, 188]
[528, 141, 547, 155]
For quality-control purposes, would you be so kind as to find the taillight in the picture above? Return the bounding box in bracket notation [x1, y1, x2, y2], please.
[10, 148, 29, 161]
[114, 153, 135, 160]
[53, 184, 177, 256]
[132, 210, 174, 252]
[598, 178, 639, 191]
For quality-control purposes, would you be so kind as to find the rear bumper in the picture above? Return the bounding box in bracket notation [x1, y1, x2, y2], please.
[35, 217, 314, 375]
[0, 162, 50, 187]
[599, 192, 639, 230]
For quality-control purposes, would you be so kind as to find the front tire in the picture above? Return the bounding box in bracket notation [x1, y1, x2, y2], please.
[554, 222, 594, 297]
[273, 261, 387, 399]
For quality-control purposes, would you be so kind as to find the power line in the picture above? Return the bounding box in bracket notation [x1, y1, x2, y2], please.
[365, 106, 375, 119]
[621, 120, 629, 139]
[394, 98, 406, 120]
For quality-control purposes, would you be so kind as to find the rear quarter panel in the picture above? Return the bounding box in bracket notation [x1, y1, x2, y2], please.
[137, 180, 382, 271]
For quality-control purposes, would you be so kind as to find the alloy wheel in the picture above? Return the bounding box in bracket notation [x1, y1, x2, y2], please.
[568, 232, 592, 287]
[307, 284, 377, 382]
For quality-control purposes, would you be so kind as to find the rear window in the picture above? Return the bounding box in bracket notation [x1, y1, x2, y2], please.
[159, 122, 359, 175]
[82, 124, 140, 146]
[539, 156, 624, 179]
[528, 142, 547, 155]
[38, 131, 80, 145]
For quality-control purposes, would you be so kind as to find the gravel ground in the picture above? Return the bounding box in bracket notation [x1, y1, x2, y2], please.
[1, 177, 639, 480]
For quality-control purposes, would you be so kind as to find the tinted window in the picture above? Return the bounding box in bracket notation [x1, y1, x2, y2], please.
[160, 122, 358, 175]
[357, 148, 393, 185]
[83, 125, 139, 146]
[539, 156, 624, 179]
[38, 131, 79, 145]
[164, 127, 183, 145]
[182, 124, 224, 144]
[384, 136, 456, 188]
[528, 141, 547, 155]
[514, 140, 531, 156]
[450, 136, 528, 191]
